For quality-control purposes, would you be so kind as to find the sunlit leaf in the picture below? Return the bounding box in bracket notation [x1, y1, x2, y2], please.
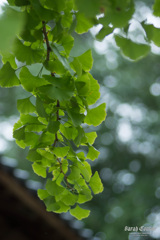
[36, 96, 47, 118]
[75, 12, 93, 34]
[17, 97, 35, 114]
[32, 162, 46, 178]
[76, 49, 93, 72]
[13, 39, 44, 65]
[19, 67, 48, 92]
[87, 146, 100, 161]
[96, 26, 114, 40]
[46, 179, 65, 196]
[89, 171, 103, 194]
[53, 147, 70, 158]
[0, 6, 25, 51]
[67, 109, 85, 127]
[37, 189, 50, 200]
[75, 0, 100, 17]
[85, 132, 97, 145]
[153, 0, 160, 17]
[0, 62, 20, 87]
[70, 205, 90, 220]
[142, 23, 160, 47]
[115, 35, 150, 61]
[85, 103, 106, 126]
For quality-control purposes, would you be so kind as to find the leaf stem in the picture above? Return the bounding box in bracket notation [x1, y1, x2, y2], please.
[15, 64, 27, 72]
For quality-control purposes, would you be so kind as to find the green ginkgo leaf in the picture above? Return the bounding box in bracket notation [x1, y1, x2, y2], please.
[0, 62, 20, 87]
[142, 23, 160, 47]
[37, 189, 50, 200]
[153, 0, 160, 17]
[70, 205, 90, 220]
[19, 67, 48, 92]
[75, 12, 93, 34]
[46, 179, 65, 196]
[115, 35, 150, 61]
[32, 162, 46, 178]
[85, 103, 106, 126]
[53, 147, 70, 158]
[76, 49, 93, 72]
[17, 97, 35, 114]
[87, 146, 100, 161]
[89, 171, 103, 194]
[0, 6, 25, 51]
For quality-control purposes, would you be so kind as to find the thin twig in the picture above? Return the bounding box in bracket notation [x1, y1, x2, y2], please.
[52, 100, 60, 147]
[57, 158, 73, 190]
[42, 21, 60, 147]
[42, 21, 52, 61]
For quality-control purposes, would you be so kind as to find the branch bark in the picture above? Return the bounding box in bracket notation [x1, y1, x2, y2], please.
[42, 21, 52, 61]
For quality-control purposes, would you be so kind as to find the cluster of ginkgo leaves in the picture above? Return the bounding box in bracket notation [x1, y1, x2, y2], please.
[0, 0, 160, 219]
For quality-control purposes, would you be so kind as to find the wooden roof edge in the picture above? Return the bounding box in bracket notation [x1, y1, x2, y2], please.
[0, 168, 84, 240]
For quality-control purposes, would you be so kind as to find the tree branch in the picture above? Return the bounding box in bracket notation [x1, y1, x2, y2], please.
[42, 21, 60, 148]
[52, 100, 60, 147]
[42, 21, 52, 61]
[57, 158, 73, 191]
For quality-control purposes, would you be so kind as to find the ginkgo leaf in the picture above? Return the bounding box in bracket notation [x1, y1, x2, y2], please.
[96, 26, 113, 40]
[38, 75, 75, 101]
[53, 147, 70, 158]
[85, 103, 106, 126]
[77, 161, 92, 182]
[0, 51, 17, 69]
[13, 39, 44, 65]
[40, 0, 66, 12]
[60, 191, 78, 206]
[76, 73, 100, 105]
[27, 149, 42, 162]
[32, 162, 46, 178]
[68, 166, 81, 181]
[13, 126, 25, 141]
[48, 121, 60, 134]
[85, 132, 97, 145]
[0, 62, 20, 87]
[37, 189, 50, 200]
[46, 179, 65, 196]
[87, 146, 100, 161]
[67, 109, 85, 127]
[78, 186, 92, 203]
[53, 202, 70, 213]
[75, 12, 93, 34]
[36, 96, 47, 118]
[0, 6, 25, 51]
[86, 73, 100, 105]
[19, 67, 48, 92]
[89, 171, 103, 194]
[70, 205, 90, 220]
[153, 0, 160, 17]
[76, 49, 93, 72]
[17, 97, 35, 114]
[75, 0, 100, 17]
[115, 35, 150, 61]
[142, 23, 160, 47]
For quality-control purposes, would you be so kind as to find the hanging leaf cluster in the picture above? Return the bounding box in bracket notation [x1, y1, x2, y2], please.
[0, 0, 158, 219]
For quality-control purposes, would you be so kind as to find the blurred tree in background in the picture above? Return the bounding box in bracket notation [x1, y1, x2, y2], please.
[1, 0, 160, 239]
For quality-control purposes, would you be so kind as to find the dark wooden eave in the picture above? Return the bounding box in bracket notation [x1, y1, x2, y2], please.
[0, 168, 84, 240]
